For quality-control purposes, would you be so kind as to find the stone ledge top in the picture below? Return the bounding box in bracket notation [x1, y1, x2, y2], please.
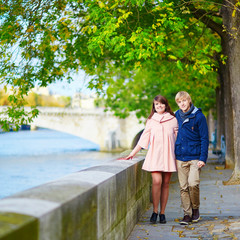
[0, 198, 60, 218]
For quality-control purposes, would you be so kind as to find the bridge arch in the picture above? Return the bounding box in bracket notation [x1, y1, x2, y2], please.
[31, 107, 145, 151]
[131, 129, 144, 149]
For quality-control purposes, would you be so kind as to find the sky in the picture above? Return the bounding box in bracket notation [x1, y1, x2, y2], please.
[47, 70, 95, 97]
[0, 70, 96, 97]
[0, 15, 95, 98]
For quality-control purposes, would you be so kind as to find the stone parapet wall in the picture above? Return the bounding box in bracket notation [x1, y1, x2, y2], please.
[0, 157, 151, 240]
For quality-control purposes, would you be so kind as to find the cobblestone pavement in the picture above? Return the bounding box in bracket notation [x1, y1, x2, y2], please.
[128, 153, 240, 240]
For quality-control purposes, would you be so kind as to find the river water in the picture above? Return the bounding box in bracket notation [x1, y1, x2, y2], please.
[0, 128, 119, 199]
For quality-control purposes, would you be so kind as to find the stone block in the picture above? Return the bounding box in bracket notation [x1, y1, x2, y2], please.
[0, 212, 38, 240]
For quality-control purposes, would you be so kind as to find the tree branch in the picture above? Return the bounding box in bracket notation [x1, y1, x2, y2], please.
[184, 1, 226, 40]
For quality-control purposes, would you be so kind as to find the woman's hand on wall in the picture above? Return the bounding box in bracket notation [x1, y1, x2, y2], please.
[117, 155, 133, 160]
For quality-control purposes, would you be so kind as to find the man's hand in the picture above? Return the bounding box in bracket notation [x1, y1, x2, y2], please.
[197, 160, 205, 168]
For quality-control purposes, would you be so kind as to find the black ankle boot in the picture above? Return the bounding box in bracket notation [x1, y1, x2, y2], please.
[150, 212, 158, 223]
[159, 214, 166, 224]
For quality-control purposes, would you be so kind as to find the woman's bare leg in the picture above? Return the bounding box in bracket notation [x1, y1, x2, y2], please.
[151, 172, 162, 213]
[160, 172, 172, 214]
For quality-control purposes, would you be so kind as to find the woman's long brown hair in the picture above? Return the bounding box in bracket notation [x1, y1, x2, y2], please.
[147, 95, 175, 120]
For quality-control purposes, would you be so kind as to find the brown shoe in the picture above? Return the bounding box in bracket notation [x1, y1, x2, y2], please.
[192, 209, 200, 223]
[180, 215, 192, 225]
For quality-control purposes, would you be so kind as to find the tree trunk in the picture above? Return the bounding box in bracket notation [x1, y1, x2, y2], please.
[207, 109, 215, 145]
[221, 0, 240, 184]
[218, 48, 235, 169]
[215, 86, 224, 151]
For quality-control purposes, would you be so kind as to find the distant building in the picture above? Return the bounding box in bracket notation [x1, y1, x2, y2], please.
[71, 92, 96, 109]
[31, 86, 50, 96]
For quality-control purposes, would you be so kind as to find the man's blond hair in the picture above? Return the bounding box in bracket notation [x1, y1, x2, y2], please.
[175, 91, 192, 103]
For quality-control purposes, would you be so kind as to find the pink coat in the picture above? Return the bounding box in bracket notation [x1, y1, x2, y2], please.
[138, 112, 178, 172]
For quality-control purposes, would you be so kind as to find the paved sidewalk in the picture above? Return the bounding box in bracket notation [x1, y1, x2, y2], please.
[128, 153, 240, 240]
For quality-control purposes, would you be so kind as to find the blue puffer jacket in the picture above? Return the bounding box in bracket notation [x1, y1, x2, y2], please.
[175, 107, 209, 163]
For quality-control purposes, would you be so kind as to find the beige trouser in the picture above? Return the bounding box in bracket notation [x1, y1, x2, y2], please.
[177, 160, 200, 217]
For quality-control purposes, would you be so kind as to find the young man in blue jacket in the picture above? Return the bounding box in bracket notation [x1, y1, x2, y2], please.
[175, 91, 209, 225]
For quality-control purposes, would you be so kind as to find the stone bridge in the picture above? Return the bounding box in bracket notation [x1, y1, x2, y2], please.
[30, 107, 145, 151]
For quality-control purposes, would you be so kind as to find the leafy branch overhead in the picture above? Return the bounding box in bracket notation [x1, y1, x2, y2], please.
[0, 0, 239, 126]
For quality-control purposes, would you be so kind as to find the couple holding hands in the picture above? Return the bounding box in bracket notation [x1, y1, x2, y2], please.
[122, 91, 209, 225]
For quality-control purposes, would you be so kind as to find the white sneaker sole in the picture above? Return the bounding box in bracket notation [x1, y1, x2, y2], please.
[180, 221, 191, 225]
[192, 217, 200, 223]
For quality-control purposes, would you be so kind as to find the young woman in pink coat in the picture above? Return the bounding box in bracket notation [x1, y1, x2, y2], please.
[124, 95, 178, 224]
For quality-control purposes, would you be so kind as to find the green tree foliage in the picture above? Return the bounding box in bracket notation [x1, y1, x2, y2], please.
[84, 0, 221, 118]
[102, 60, 218, 119]
[0, 0, 235, 125]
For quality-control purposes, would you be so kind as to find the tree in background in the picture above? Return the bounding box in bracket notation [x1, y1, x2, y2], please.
[0, 90, 71, 108]
[0, 89, 10, 105]
[0, 0, 240, 183]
